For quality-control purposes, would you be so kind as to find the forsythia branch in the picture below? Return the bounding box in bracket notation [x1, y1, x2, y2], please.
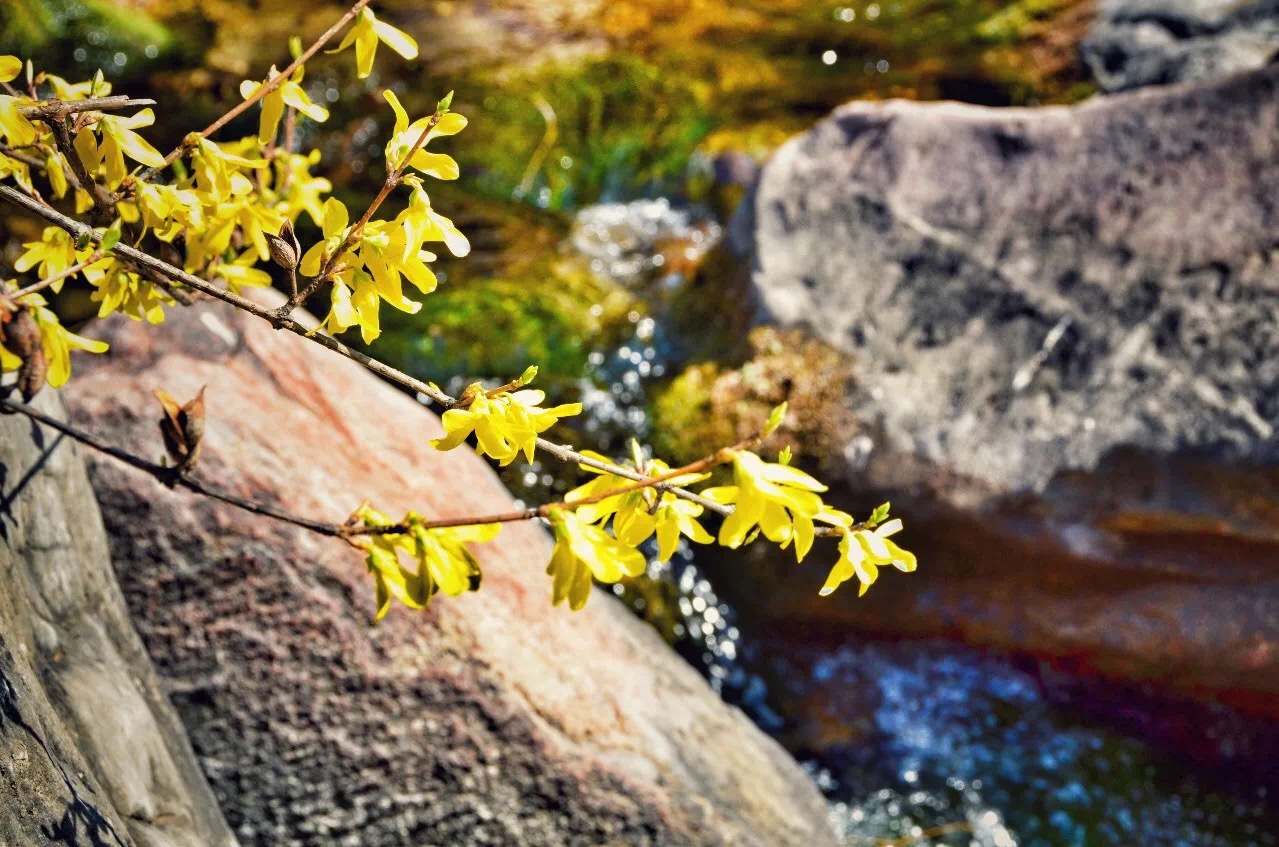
[0, 184, 728, 518]
[144, 0, 374, 176]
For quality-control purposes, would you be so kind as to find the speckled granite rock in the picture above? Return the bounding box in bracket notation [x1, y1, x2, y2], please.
[1082, 0, 1279, 92]
[0, 391, 238, 847]
[724, 63, 1279, 705]
[64, 291, 837, 847]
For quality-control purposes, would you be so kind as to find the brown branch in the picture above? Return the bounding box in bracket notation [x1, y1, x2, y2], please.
[17, 96, 156, 120]
[0, 144, 47, 169]
[46, 115, 114, 219]
[145, 0, 374, 177]
[0, 396, 346, 539]
[0, 183, 727, 518]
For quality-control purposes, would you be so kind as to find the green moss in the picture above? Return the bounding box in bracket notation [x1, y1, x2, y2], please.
[370, 265, 638, 389]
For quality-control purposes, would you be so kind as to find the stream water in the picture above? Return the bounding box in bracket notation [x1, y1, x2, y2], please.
[477, 199, 1279, 847]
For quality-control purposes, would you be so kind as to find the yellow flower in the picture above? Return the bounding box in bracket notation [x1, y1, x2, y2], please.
[275, 150, 332, 226]
[299, 196, 350, 276]
[0, 56, 21, 83]
[0, 150, 32, 192]
[382, 90, 464, 178]
[239, 66, 329, 145]
[819, 519, 917, 597]
[0, 95, 38, 147]
[353, 505, 498, 622]
[43, 72, 111, 101]
[330, 7, 418, 79]
[15, 227, 81, 288]
[431, 383, 582, 465]
[704, 449, 829, 562]
[545, 508, 646, 610]
[44, 151, 68, 198]
[565, 445, 713, 561]
[215, 250, 273, 294]
[396, 181, 470, 257]
[95, 109, 167, 187]
[33, 304, 108, 387]
[190, 136, 266, 201]
[91, 263, 170, 324]
[1, 293, 109, 388]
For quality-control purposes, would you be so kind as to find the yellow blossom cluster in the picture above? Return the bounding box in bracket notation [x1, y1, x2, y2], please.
[0, 4, 916, 624]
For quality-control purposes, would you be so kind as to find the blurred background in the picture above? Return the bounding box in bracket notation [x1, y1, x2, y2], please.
[3, 1, 1277, 844]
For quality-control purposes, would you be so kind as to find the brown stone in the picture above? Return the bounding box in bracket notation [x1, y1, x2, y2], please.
[63, 291, 836, 847]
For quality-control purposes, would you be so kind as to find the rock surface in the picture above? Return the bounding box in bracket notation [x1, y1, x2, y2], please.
[0, 392, 238, 847]
[63, 292, 837, 847]
[729, 64, 1279, 704]
[1082, 0, 1279, 92]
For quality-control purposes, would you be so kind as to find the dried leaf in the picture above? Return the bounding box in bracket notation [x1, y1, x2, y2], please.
[154, 386, 206, 469]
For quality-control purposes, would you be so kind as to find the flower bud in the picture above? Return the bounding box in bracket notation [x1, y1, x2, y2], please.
[265, 221, 301, 271]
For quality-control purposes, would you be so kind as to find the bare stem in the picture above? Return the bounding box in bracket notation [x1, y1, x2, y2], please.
[1, 396, 348, 539]
[17, 96, 156, 120]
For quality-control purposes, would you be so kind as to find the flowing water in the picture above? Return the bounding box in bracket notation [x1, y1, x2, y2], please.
[489, 199, 1279, 847]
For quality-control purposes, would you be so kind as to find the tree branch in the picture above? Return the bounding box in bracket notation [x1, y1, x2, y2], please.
[0, 184, 729, 518]
[0, 396, 347, 538]
[18, 96, 156, 120]
[143, 0, 374, 178]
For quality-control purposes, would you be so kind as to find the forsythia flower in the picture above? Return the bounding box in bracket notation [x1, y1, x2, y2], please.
[819, 519, 917, 597]
[15, 227, 81, 287]
[431, 383, 582, 465]
[0, 292, 108, 388]
[546, 508, 646, 610]
[91, 263, 171, 324]
[33, 303, 108, 387]
[330, 7, 418, 79]
[90, 110, 167, 187]
[566, 446, 713, 561]
[354, 505, 499, 622]
[0, 56, 20, 82]
[0, 150, 32, 191]
[382, 90, 464, 178]
[0, 96, 37, 147]
[239, 66, 329, 145]
[703, 450, 828, 562]
[216, 250, 273, 294]
[275, 150, 332, 226]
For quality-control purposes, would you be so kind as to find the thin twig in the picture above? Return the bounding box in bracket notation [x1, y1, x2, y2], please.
[0, 183, 727, 518]
[0, 396, 346, 538]
[144, 0, 373, 177]
[4, 251, 103, 303]
[0, 144, 48, 169]
[17, 96, 156, 119]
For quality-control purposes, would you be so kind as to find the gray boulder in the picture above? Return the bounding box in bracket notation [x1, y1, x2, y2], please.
[1082, 0, 1279, 91]
[0, 392, 237, 847]
[729, 63, 1279, 698]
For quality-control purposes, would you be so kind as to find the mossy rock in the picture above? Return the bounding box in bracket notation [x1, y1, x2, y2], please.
[649, 326, 858, 476]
